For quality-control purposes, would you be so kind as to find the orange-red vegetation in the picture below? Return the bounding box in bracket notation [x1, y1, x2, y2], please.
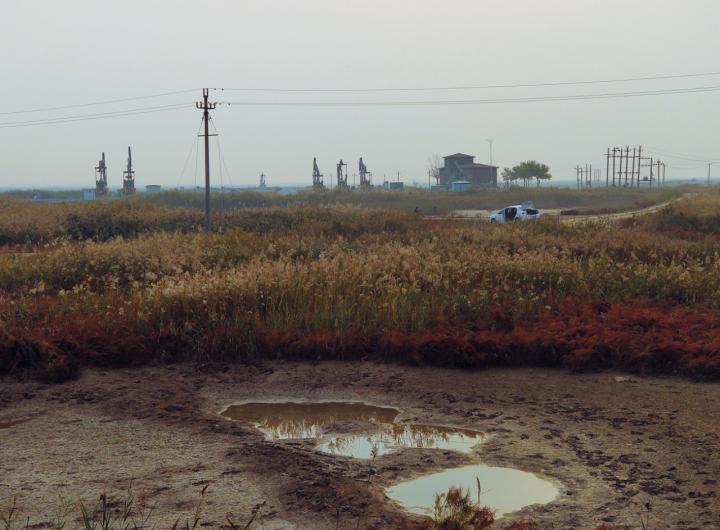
[4, 297, 717, 383]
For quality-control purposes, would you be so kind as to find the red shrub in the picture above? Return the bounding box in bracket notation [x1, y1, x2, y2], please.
[410, 327, 481, 368]
[4, 295, 720, 382]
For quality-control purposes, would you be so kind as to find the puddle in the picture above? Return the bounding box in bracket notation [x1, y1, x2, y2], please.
[222, 401, 556, 517]
[386, 464, 559, 519]
[220, 401, 484, 458]
[316, 424, 484, 459]
[220, 401, 400, 440]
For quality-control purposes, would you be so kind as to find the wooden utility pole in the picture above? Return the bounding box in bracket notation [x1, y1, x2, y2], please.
[636, 146, 642, 188]
[611, 148, 617, 186]
[649, 157, 654, 188]
[623, 147, 628, 186]
[196, 88, 217, 233]
[605, 148, 610, 187]
[630, 147, 636, 187]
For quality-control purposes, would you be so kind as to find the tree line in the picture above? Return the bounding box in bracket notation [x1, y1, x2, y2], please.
[501, 161, 552, 187]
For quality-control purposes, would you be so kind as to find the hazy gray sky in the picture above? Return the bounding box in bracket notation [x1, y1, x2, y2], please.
[2, 0, 719, 188]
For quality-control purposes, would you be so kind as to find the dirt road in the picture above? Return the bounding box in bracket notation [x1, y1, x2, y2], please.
[1, 363, 718, 529]
[451, 197, 681, 223]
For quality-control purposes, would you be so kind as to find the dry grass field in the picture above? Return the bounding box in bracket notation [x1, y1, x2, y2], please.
[1, 188, 719, 529]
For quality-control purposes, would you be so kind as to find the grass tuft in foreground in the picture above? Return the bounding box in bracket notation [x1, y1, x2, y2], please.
[0, 487, 264, 530]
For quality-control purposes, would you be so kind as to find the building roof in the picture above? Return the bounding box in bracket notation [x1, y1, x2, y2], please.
[444, 153, 475, 159]
[458, 163, 499, 169]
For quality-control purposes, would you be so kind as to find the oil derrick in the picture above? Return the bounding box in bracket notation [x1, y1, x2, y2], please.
[95, 152, 108, 196]
[121, 147, 136, 195]
[259, 173, 267, 188]
[312, 157, 325, 190]
[336, 159, 348, 190]
[358, 157, 373, 191]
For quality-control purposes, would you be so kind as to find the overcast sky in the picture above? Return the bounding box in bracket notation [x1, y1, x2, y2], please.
[2, 0, 719, 188]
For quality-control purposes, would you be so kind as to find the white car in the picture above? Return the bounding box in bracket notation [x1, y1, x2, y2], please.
[489, 202, 541, 223]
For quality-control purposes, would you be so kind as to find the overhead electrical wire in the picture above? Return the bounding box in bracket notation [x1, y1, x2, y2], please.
[0, 89, 199, 116]
[665, 163, 707, 170]
[0, 103, 191, 129]
[209, 117, 235, 189]
[176, 118, 205, 188]
[1, 77, 720, 130]
[217, 84, 720, 107]
[214, 70, 720, 93]
[645, 146, 720, 163]
[2, 69, 719, 116]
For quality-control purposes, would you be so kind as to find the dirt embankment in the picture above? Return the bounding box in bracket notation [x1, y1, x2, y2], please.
[1, 363, 719, 529]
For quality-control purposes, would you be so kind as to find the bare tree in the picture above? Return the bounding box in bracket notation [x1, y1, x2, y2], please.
[427, 155, 442, 186]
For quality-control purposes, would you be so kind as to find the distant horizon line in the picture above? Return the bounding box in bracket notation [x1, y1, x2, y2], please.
[0, 178, 709, 192]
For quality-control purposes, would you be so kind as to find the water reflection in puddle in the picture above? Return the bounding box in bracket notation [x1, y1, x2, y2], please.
[219, 401, 484, 458]
[317, 424, 484, 459]
[220, 401, 399, 440]
[386, 464, 559, 518]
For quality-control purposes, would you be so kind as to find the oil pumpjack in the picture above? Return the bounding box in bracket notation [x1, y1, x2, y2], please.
[359, 157, 373, 191]
[336, 159, 348, 190]
[312, 157, 325, 190]
[95, 152, 108, 196]
[121, 147, 136, 195]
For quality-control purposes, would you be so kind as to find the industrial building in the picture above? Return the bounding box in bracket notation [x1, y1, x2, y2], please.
[438, 153, 498, 187]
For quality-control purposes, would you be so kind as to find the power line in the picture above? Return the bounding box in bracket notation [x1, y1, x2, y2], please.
[209, 117, 234, 189]
[217, 84, 720, 107]
[645, 146, 720, 163]
[0, 89, 199, 116]
[214, 70, 720, 93]
[665, 163, 707, 170]
[176, 118, 205, 188]
[0, 103, 191, 129]
[1, 69, 717, 117]
[1, 82, 718, 130]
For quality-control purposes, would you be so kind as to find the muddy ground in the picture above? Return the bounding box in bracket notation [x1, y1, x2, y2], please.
[1, 362, 718, 529]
